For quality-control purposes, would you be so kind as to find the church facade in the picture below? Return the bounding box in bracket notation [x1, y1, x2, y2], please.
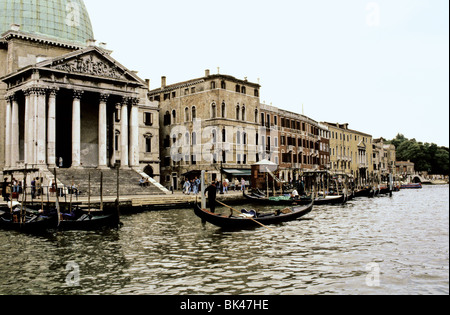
[0, 1, 161, 185]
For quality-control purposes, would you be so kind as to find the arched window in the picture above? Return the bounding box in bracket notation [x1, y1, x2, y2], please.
[241, 86, 246, 94]
[192, 106, 197, 120]
[236, 131, 241, 145]
[254, 89, 259, 97]
[255, 109, 258, 123]
[243, 132, 247, 145]
[241, 106, 246, 121]
[235, 85, 240, 93]
[184, 107, 189, 122]
[221, 102, 226, 118]
[185, 132, 190, 145]
[211, 102, 217, 118]
[211, 81, 216, 89]
[222, 128, 226, 142]
[172, 110, 176, 123]
[192, 132, 197, 145]
[236, 105, 240, 120]
[221, 81, 226, 89]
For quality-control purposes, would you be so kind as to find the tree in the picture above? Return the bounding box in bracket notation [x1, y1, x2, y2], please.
[387, 135, 449, 175]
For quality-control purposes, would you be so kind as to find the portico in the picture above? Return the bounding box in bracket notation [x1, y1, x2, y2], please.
[2, 46, 147, 172]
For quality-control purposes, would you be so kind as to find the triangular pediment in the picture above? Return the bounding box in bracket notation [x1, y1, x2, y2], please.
[36, 46, 146, 86]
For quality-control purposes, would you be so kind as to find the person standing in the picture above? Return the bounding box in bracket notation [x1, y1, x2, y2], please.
[222, 178, 228, 194]
[183, 178, 191, 195]
[193, 177, 200, 195]
[241, 178, 246, 192]
[204, 182, 217, 213]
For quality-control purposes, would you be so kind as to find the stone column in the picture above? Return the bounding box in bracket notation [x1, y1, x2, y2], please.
[72, 90, 84, 169]
[120, 98, 129, 169]
[35, 88, 47, 166]
[129, 97, 140, 169]
[4, 95, 12, 169]
[23, 89, 34, 166]
[11, 95, 19, 168]
[98, 93, 109, 169]
[47, 88, 58, 168]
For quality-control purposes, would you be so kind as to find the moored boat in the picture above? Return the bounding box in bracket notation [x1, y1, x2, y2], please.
[0, 207, 56, 233]
[243, 191, 312, 206]
[194, 201, 314, 230]
[313, 194, 346, 205]
[401, 183, 422, 189]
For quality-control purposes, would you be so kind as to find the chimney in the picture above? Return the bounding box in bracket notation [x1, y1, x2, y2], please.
[205, 69, 210, 77]
[145, 79, 150, 91]
[161, 76, 166, 89]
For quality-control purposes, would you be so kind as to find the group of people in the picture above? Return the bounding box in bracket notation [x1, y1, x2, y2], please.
[1, 177, 46, 201]
[183, 177, 201, 195]
[182, 177, 247, 196]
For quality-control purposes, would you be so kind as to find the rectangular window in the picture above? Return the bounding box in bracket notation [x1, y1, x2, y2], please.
[144, 112, 153, 126]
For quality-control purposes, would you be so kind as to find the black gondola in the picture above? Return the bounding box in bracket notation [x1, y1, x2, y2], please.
[243, 191, 312, 206]
[58, 212, 119, 231]
[313, 194, 347, 205]
[354, 188, 371, 197]
[193, 201, 314, 230]
[0, 208, 56, 233]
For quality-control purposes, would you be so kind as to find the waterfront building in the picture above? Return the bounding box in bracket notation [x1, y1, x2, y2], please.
[0, 0, 162, 190]
[148, 70, 261, 190]
[373, 138, 397, 181]
[396, 160, 415, 177]
[323, 122, 374, 185]
[259, 103, 330, 182]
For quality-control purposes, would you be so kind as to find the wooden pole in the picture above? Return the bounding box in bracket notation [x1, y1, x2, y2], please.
[88, 172, 91, 215]
[69, 176, 73, 214]
[53, 168, 61, 227]
[115, 166, 121, 225]
[40, 172, 44, 213]
[100, 171, 104, 212]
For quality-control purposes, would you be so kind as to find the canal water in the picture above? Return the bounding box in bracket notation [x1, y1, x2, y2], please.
[0, 185, 448, 295]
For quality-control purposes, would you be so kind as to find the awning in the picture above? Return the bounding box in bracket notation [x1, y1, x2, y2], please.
[222, 169, 251, 176]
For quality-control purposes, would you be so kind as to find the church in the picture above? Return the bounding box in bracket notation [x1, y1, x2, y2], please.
[0, 0, 164, 194]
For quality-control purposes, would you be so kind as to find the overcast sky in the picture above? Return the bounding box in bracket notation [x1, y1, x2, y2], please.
[84, 0, 449, 147]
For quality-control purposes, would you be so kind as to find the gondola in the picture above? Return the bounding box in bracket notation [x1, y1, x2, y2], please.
[58, 213, 119, 231]
[0, 207, 56, 233]
[243, 191, 312, 206]
[354, 187, 372, 197]
[193, 201, 314, 230]
[313, 194, 347, 205]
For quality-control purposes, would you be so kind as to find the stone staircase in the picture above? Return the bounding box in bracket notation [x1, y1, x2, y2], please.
[53, 168, 168, 197]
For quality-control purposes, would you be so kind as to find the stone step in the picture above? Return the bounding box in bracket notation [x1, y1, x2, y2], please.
[54, 168, 165, 197]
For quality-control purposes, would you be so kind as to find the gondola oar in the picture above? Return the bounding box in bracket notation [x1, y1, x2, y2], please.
[215, 200, 275, 232]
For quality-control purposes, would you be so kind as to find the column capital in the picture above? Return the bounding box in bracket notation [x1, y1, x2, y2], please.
[73, 90, 84, 100]
[99, 93, 110, 103]
[24, 86, 47, 96]
[48, 87, 59, 97]
[4, 93, 16, 102]
[129, 97, 140, 106]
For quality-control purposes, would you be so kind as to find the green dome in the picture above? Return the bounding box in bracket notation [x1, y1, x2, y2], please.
[0, 0, 94, 45]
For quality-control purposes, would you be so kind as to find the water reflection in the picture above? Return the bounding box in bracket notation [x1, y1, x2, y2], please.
[0, 185, 448, 295]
